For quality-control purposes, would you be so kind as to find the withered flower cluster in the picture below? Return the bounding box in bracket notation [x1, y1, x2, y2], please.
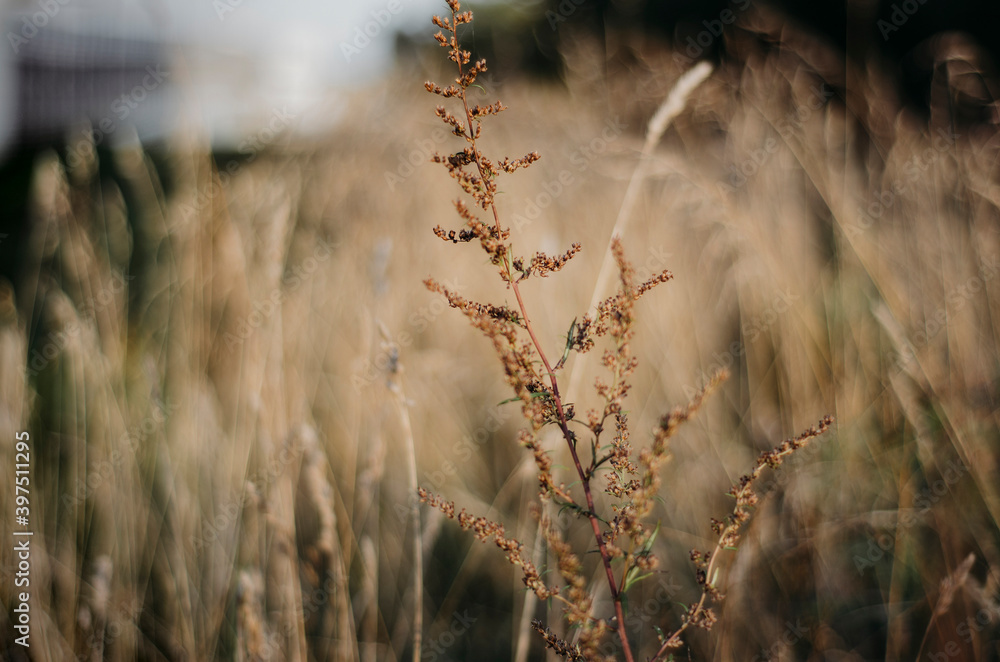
[417, 487, 555, 601]
[415, 3, 832, 661]
[653, 416, 835, 658]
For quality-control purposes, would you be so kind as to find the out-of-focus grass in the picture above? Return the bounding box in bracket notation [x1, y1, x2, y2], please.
[1, 13, 999, 662]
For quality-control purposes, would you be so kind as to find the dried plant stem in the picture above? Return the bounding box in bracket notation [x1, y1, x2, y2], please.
[381, 325, 424, 662]
[576, 61, 713, 368]
[516, 61, 714, 661]
[450, 51, 637, 660]
[422, 7, 831, 661]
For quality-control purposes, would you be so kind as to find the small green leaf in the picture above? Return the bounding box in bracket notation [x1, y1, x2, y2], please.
[641, 522, 661, 554]
[563, 318, 576, 357]
[496, 392, 549, 406]
[623, 568, 654, 593]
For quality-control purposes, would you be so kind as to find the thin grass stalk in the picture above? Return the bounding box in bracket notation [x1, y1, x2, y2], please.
[379, 322, 424, 662]
[443, 33, 638, 662]
[570, 61, 713, 384]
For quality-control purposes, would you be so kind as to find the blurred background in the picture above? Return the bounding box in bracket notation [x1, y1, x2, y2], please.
[1, 0, 999, 660]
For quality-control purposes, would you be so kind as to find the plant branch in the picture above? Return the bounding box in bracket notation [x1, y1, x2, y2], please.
[449, 13, 635, 658]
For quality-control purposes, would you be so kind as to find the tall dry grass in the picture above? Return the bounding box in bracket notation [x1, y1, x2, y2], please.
[1, 6, 999, 661]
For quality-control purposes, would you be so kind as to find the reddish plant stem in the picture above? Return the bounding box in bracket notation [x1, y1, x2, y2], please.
[503, 226, 635, 662]
[450, 26, 635, 660]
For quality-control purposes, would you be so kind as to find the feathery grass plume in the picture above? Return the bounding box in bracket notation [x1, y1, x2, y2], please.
[418, 2, 831, 660]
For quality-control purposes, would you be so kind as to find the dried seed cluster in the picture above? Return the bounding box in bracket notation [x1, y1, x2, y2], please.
[654, 415, 835, 657]
[416, 3, 832, 661]
[424, 0, 552, 282]
[417, 488, 556, 600]
[532, 620, 587, 662]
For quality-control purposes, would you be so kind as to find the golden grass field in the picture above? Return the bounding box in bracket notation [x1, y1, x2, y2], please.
[1, 7, 999, 661]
